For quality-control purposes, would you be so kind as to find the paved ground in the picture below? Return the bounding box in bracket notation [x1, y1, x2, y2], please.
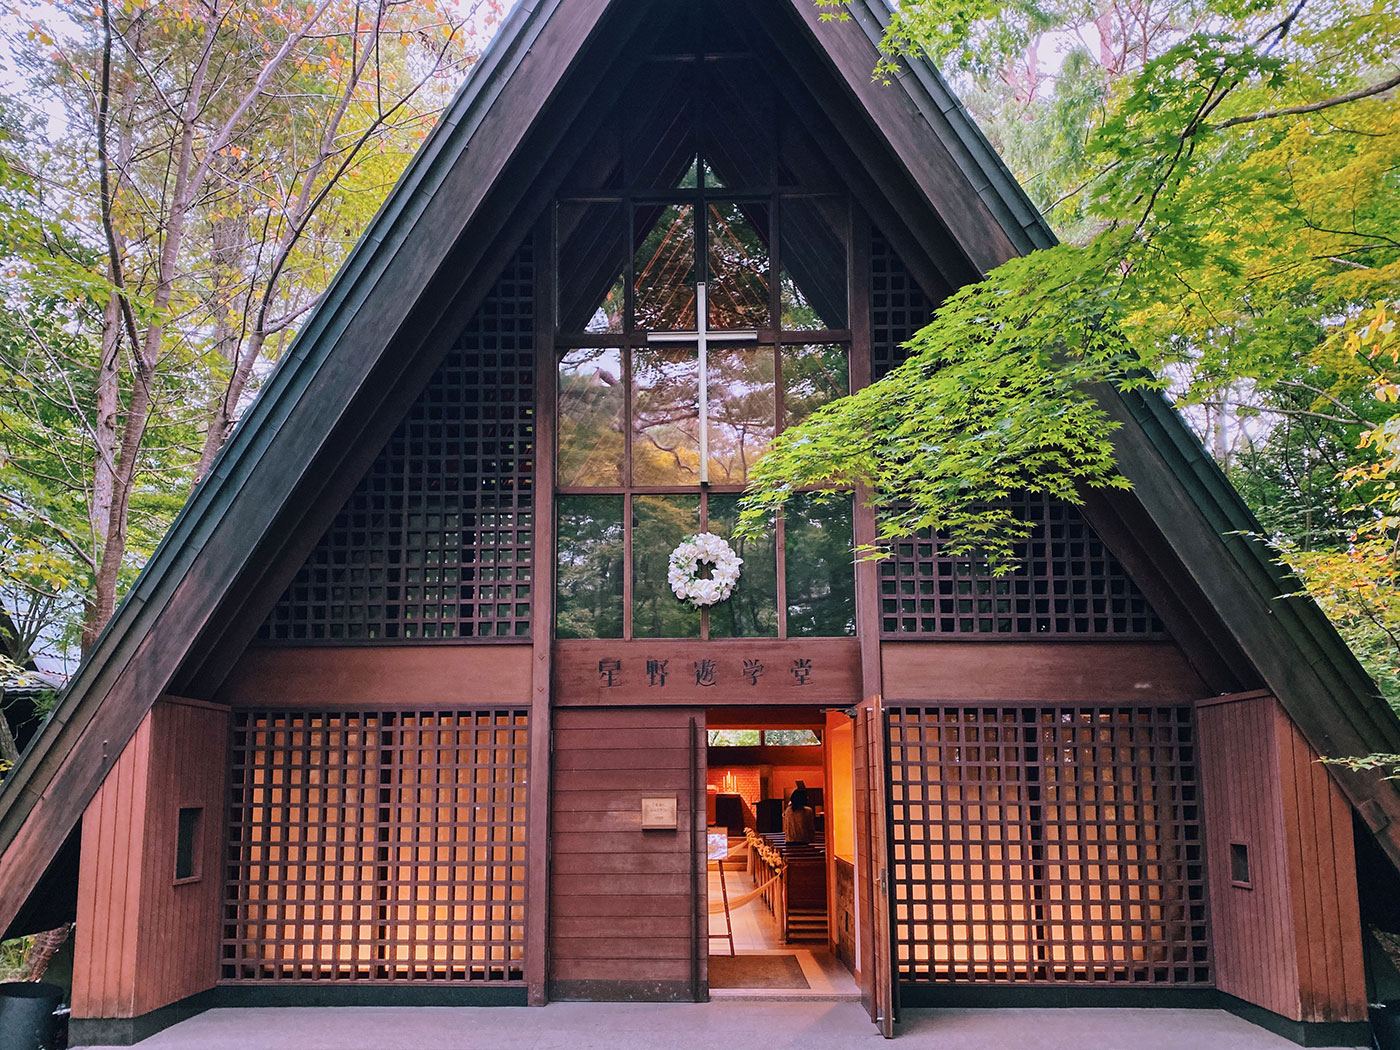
[70, 1003, 1369, 1050]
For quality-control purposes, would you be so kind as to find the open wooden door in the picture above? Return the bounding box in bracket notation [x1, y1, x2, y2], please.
[853, 693, 896, 1036]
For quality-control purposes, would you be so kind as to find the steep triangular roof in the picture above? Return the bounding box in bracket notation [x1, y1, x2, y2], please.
[4, 0, 1399, 935]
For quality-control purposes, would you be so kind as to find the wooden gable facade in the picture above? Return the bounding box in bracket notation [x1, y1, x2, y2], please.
[3, 0, 1399, 1045]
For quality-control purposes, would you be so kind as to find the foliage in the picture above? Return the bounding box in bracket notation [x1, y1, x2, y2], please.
[762, 0, 1400, 652]
[0, 935, 30, 981]
[0, 0, 502, 662]
[741, 234, 1150, 562]
[1287, 303, 1400, 709]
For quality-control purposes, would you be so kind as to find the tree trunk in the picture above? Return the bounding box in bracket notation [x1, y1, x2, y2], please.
[0, 708, 19, 769]
[0, 605, 31, 667]
[92, 289, 122, 553]
[195, 326, 267, 482]
[82, 374, 154, 651]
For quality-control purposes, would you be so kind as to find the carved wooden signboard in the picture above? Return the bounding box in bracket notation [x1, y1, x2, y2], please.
[551, 639, 862, 705]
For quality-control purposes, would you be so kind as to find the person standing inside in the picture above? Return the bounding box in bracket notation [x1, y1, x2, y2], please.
[783, 783, 816, 845]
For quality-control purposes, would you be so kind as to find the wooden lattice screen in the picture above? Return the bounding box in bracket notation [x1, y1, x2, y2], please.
[222, 709, 529, 983]
[259, 241, 536, 642]
[887, 704, 1210, 986]
[870, 229, 935, 382]
[879, 493, 1165, 637]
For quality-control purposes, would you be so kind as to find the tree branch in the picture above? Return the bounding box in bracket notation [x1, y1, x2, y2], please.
[1215, 71, 1400, 130]
[0, 494, 98, 573]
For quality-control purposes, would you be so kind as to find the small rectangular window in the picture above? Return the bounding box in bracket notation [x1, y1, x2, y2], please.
[708, 729, 761, 746]
[175, 806, 203, 883]
[1229, 842, 1251, 888]
[762, 729, 821, 747]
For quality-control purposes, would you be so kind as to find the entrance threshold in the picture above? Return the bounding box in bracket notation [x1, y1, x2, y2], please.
[707, 947, 861, 1001]
[710, 990, 863, 1002]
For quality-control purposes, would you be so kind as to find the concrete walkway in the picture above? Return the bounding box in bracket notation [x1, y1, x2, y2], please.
[70, 1003, 1369, 1050]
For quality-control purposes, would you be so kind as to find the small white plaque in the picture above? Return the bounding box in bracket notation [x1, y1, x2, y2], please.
[640, 795, 678, 830]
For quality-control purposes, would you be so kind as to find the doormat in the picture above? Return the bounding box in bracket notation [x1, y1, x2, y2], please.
[709, 953, 810, 990]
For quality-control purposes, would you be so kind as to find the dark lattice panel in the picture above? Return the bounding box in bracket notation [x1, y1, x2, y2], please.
[879, 494, 1166, 637]
[222, 709, 529, 983]
[259, 243, 535, 642]
[871, 229, 936, 381]
[888, 704, 1209, 986]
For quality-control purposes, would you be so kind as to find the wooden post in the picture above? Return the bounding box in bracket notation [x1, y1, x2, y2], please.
[848, 207, 881, 703]
[689, 715, 702, 1001]
[526, 216, 557, 1006]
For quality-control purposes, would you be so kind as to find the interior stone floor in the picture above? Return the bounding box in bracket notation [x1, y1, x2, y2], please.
[706, 862, 861, 999]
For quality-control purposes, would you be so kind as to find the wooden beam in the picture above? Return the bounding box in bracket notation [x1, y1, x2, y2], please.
[881, 640, 1208, 702]
[176, 1, 671, 702]
[732, 0, 969, 296]
[214, 646, 533, 706]
[526, 213, 557, 1006]
[849, 207, 882, 709]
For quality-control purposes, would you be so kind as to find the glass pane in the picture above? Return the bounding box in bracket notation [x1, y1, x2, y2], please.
[633, 494, 701, 638]
[782, 344, 848, 430]
[676, 155, 699, 189]
[701, 157, 725, 189]
[707, 345, 775, 484]
[707, 200, 770, 329]
[634, 203, 696, 330]
[556, 496, 624, 638]
[558, 348, 625, 487]
[709, 729, 760, 746]
[558, 201, 625, 333]
[784, 493, 855, 636]
[632, 344, 702, 485]
[780, 196, 847, 330]
[763, 730, 820, 746]
[706, 493, 778, 638]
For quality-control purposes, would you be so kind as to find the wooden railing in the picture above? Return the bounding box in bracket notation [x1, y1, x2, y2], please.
[743, 828, 828, 943]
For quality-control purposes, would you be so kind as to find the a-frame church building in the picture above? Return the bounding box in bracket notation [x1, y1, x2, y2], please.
[4, 0, 1400, 1044]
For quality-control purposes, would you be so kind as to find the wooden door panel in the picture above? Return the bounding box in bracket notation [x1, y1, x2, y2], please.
[855, 695, 895, 1036]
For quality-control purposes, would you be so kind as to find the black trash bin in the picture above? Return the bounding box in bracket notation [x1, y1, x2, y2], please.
[0, 982, 64, 1050]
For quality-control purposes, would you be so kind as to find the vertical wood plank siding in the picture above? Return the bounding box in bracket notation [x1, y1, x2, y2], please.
[73, 699, 228, 1019]
[135, 700, 229, 1013]
[548, 707, 705, 1000]
[1275, 702, 1368, 1021]
[1197, 693, 1366, 1022]
[72, 711, 150, 1018]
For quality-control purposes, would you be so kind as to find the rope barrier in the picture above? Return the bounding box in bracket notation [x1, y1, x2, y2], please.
[707, 870, 783, 914]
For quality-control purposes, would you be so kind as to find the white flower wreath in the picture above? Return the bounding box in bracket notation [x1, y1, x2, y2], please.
[668, 532, 743, 608]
